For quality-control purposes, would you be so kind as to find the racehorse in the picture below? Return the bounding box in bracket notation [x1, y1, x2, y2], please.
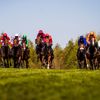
[77, 44, 87, 69]
[45, 43, 54, 69]
[40, 42, 54, 69]
[35, 36, 54, 69]
[86, 38, 97, 70]
[1, 39, 10, 68]
[21, 42, 30, 68]
[12, 39, 22, 68]
[35, 36, 43, 62]
[35, 36, 44, 65]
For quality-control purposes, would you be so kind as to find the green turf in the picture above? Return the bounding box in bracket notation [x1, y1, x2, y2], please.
[0, 68, 100, 100]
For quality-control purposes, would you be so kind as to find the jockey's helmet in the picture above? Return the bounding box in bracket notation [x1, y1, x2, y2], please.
[23, 35, 27, 40]
[80, 36, 84, 39]
[90, 31, 94, 36]
[3, 33, 7, 37]
[38, 30, 43, 33]
[15, 34, 19, 37]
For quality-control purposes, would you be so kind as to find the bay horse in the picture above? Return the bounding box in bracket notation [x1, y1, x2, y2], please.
[35, 36, 45, 66]
[1, 39, 10, 68]
[35, 36, 43, 62]
[45, 43, 54, 69]
[77, 44, 87, 69]
[35, 36, 54, 69]
[12, 39, 22, 68]
[21, 42, 30, 68]
[40, 42, 54, 69]
[86, 38, 97, 70]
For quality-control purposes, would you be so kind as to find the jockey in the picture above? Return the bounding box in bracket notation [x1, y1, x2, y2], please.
[37, 30, 45, 38]
[44, 33, 52, 46]
[44, 33, 54, 58]
[78, 35, 87, 48]
[86, 31, 97, 45]
[1, 33, 10, 46]
[21, 35, 29, 48]
[35, 30, 45, 55]
[13, 34, 20, 46]
[36, 30, 45, 43]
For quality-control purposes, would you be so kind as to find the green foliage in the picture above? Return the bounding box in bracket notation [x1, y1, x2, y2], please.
[97, 34, 100, 40]
[28, 40, 40, 68]
[53, 44, 63, 69]
[54, 40, 78, 69]
[0, 68, 100, 100]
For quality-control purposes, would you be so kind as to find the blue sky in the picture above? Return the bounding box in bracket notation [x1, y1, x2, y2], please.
[0, 0, 100, 47]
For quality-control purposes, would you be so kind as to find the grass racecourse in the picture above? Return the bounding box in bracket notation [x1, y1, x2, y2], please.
[0, 68, 100, 100]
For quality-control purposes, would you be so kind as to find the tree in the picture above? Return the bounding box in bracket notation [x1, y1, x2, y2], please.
[28, 40, 40, 68]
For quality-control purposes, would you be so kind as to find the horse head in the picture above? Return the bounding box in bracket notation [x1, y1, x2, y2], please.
[22, 42, 26, 50]
[77, 43, 86, 61]
[13, 39, 18, 46]
[4, 39, 8, 46]
[36, 36, 42, 45]
[79, 44, 85, 53]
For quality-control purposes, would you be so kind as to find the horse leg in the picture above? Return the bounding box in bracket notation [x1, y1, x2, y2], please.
[9, 57, 12, 66]
[78, 60, 82, 69]
[3, 58, 6, 68]
[97, 60, 99, 69]
[90, 59, 93, 70]
[47, 56, 51, 69]
[49, 56, 52, 69]
[14, 60, 16, 68]
[21, 59, 24, 68]
[94, 58, 98, 70]
[26, 59, 29, 68]
[42, 56, 45, 66]
[98, 62, 100, 69]
[50, 57, 53, 69]
[14, 58, 17, 68]
[4, 58, 8, 68]
[84, 59, 87, 69]
[18, 57, 21, 68]
[37, 54, 40, 62]
[6, 58, 9, 68]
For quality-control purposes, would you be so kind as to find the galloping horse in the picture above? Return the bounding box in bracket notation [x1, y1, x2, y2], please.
[12, 39, 22, 68]
[35, 36, 54, 69]
[35, 36, 44, 65]
[77, 44, 87, 69]
[21, 42, 30, 68]
[1, 39, 10, 68]
[40, 42, 54, 69]
[35, 36, 42, 62]
[47, 47, 54, 69]
[86, 38, 97, 70]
